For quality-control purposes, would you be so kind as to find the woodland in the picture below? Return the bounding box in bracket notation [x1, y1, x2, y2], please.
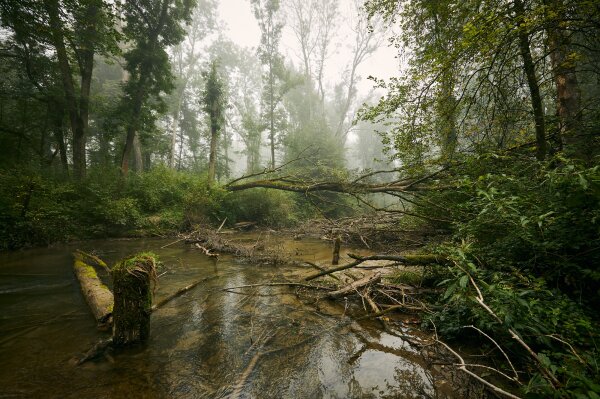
[0, 0, 599, 397]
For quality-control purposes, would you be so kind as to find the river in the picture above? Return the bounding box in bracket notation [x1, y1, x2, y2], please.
[0, 233, 457, 398]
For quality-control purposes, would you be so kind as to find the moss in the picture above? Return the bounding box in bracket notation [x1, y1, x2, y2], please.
[112, 252, 158, 346]
[74, 259, 99, 279]
[384, 269, 424, 286]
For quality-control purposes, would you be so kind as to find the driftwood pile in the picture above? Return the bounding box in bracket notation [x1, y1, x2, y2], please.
[184, 228, 290, 265]
[292, 214, 444, 250]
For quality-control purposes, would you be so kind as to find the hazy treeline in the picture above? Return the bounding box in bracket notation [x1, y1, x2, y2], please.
[0, 0, 388, 180]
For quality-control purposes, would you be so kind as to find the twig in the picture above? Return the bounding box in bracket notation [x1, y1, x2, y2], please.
[464, 325, 520, 382]
[161, 236, 186, 249]
[436, 339, 522, 399]
[221, 282, 333, 292]
[461, 267, 561, 388]
[544, 334, 586, 365]
[217, 217, 227, 233]
[326, 272, 381, 299]
[305, 253, 442, 281]
[151, 276, 216, 311]
[195, 243, 219, 258]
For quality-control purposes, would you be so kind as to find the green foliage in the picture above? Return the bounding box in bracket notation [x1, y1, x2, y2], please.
[220, 188, 298, 227]
[418, 155, 600, 397]
[0, 166, 214, 249]
[452, 157, 600, 299]
[430, 243, 599, 397]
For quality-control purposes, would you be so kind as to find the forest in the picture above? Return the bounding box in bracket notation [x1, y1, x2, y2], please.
[0, 0, 599, 398]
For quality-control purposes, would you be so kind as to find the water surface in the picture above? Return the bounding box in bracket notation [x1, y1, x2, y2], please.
[0, 234, 452, 398]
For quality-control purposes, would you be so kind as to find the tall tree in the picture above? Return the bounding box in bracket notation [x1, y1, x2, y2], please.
[201, 59, 226, 185]
[333, 0, 382, 143]
[168, 1, 217, 169]
[363, 0, 600, 166]
[2, 0, 118, 178]
[251, 0, 285, 169]
[119, 0, 196, 176]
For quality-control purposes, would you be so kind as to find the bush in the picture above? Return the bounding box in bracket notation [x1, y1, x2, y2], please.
[417, 155, 600, 397]
[220, 188, 298, 227]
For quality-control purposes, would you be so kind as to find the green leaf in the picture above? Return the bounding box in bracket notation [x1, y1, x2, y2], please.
[459, 274, 469, 288]
[443, 283, 457, 300]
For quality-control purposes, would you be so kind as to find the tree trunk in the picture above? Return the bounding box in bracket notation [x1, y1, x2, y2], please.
[545, 0, 586, 161]
[514, 0, 547, 161]
[132, 133, 144, 172]
[44, 0, 98, 179]
[120, 83, 145, 176]
[208, 125, 218, 184]
[169, 107, 180, 168]
[51, 100, 68, 174]
[269, 68, 276, 169]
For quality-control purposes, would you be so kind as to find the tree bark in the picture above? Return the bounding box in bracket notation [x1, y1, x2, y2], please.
[112, 254, 157, 347]
[208, 123, 218, 184]
[132, 133, 144, 172]
[545, 0, 586, 161]
[50, 100, 68, 175]
[120, 84, 145, 176]
[514, 0, 547, 161]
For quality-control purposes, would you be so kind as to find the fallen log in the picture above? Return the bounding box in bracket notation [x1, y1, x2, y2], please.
[305, 253, 444, 281]
[72, 251, 114, 328]
[75, 250, 111, 273]
[326, 272, 381, 299]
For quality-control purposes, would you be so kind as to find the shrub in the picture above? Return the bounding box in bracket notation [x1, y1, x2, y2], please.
[220, 188, 298, 227]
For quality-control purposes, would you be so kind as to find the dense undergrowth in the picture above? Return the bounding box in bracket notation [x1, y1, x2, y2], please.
[412, 154, 600, 398]
[0, 166, 323, 251]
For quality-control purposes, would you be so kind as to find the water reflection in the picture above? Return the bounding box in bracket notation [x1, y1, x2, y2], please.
[0, 236, 453, 398]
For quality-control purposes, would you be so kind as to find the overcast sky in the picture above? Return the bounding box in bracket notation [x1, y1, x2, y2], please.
[216, 0, 400, 98]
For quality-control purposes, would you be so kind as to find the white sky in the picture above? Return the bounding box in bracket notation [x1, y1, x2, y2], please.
[217, 0, 400, 98]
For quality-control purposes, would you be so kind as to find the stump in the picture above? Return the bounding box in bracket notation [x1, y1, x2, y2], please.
[111, 253, 158, 347]
[332, 236, 341, 265]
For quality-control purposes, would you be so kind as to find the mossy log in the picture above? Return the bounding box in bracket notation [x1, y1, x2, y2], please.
[112, 253, 158, 347]
[73, 251, 114, 327]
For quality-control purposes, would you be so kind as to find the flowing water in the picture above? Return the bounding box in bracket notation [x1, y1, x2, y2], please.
[0, 234, 456, 398]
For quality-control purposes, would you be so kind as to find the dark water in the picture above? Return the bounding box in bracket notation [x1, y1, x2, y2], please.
[0, 234, 452, 398]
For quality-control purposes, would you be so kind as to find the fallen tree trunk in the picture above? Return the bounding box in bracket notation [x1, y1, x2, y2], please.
[305, 253, 445, 281]
[326, 272, 382, 299]
[72, 251, 114, 328]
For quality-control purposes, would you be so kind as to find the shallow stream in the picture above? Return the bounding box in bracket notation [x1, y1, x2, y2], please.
[0, 234, 455, 398]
